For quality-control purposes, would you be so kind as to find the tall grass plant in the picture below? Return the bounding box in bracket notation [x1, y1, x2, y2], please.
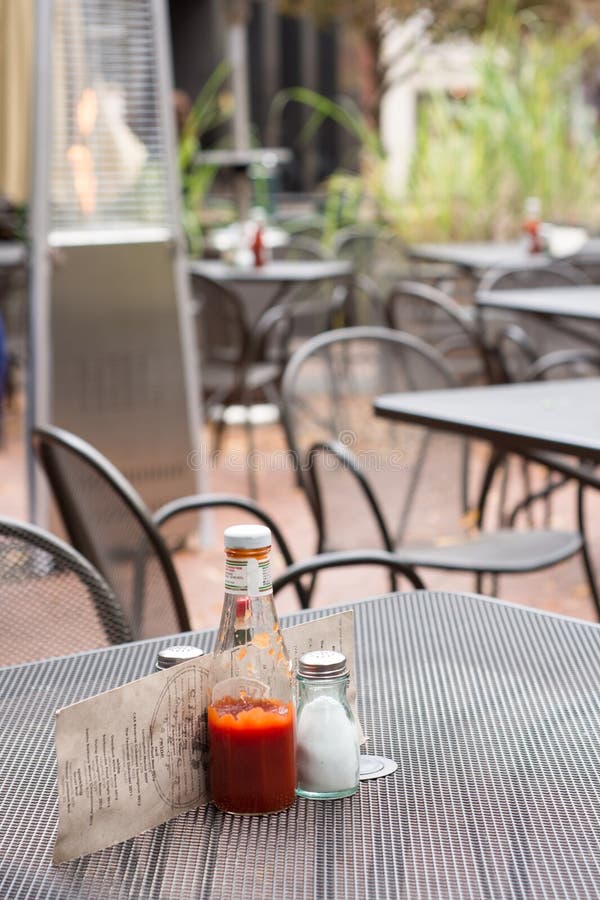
[405, 20, 600, 240]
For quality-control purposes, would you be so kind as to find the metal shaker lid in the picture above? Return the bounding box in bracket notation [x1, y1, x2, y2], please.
[156, 645, 205, 670]
[298, 650, 348, 678]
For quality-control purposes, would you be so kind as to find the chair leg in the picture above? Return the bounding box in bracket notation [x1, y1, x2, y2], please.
[211, 414, 226, 460]
[243, 406, 258, 500]
[519, 459, 536, 528]
[577, 484, 600, 620]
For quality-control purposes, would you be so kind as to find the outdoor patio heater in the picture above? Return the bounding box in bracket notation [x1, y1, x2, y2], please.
[29, 0, 202, 522]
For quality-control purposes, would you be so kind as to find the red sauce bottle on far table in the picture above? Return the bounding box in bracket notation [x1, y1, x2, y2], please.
[251, 222, 266, 267]
[208, 525, 296, 814]
[523, 196, 543, 254]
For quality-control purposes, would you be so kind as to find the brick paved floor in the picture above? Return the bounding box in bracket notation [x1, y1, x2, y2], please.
[2, 397, 598, 632]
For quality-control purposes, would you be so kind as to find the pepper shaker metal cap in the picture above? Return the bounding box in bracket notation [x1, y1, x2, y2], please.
[155, 645, 205, 670]
[298, 650, 348, 678]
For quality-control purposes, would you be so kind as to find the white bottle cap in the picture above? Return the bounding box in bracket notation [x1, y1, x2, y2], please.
[224, 524, 271, 550]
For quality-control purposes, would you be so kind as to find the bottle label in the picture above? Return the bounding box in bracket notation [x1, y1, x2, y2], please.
[224, 557, 272, 595]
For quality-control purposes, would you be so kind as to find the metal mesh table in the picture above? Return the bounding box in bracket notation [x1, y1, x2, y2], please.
[1, 591, 598, 899]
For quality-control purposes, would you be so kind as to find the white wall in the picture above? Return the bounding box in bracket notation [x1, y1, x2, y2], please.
[380, 15, 478, 197]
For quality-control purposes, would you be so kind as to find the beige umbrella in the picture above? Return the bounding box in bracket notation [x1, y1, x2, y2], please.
[0, 0, 34, 205]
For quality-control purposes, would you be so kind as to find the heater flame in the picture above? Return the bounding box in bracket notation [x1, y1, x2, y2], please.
[76, 88, 98, 137]
[67, 145, 96, 215]
[68, 88, 98, 215]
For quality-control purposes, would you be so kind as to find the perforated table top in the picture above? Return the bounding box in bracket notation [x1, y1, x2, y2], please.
[1, 591, 598, 899]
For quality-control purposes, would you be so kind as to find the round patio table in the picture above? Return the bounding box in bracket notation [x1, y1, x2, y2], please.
[188, 258, 352, 287]
[188, 258, 354, 320]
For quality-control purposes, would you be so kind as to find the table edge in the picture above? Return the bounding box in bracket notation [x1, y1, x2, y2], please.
[1, 588, 596, 678]
[374, 389, 600, 462]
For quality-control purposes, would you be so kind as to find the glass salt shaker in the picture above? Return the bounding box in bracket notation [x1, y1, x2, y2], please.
[295, 650, 360, 800]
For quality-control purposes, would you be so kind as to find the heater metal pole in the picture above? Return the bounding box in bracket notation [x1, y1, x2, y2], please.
[28, 0, 54, 522]
[224, 0, 252, 220]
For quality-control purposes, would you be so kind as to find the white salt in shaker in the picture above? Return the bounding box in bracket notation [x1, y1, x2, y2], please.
[295, 650, 360, 800]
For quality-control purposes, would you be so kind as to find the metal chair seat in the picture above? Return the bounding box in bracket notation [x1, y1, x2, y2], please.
[202, 360, 282, 398]
[390, 528, 582, 573]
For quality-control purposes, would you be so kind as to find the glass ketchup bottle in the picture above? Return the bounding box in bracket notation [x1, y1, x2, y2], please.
[523, 196, 542, 254]
[207, 525, 296, 814]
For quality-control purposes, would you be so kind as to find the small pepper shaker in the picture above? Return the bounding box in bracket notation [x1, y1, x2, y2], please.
[155, 645, 205, 671]
[295, 650, 360, 800]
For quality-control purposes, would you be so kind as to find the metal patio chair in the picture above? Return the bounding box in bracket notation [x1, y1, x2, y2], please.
[501, 350, 600, 575]
[385, 279, 495, 385]
[271, 235, 332, 261]
[272, 549, 424, 596]
[478, 263, 594, 382]
[191, 271, 345, 444]
[281, 326, 590, 600]
[191, 274, 283, 454]
[385, 279, 497, 513]
[0, 517, 132, 666]
[32, 426, 306, 640]
[332, 225, 412, 292]
[333, 224, 456, 292]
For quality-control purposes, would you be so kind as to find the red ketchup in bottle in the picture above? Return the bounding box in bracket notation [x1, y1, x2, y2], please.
[208, 696, 296, 813]
[251, 223, 265, 267]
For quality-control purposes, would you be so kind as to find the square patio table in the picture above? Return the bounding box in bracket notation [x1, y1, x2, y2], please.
[409, 241, 550, 275]
[375, 378, 600, 462]
[476, 285, 600, 356]
[410, 239, 600, 277]
[477, 284, 600, 321]
[1, 590, 598, 898]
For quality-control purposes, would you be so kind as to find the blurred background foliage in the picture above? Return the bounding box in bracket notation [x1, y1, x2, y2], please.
[273, 3, 600, 242]
[181, 1, 600, 247]
[404, 18, 600, 240]
[178, 60, 232, 255]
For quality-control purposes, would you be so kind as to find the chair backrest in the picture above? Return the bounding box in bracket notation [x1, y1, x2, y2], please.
[348, 274, 387, 326]
[0, 517, 132, 666]
[190, 274, 249, 369]
[332, 225, 411, 290]
[479, 264, 596, 379]
[283, 216, 325, 242]
[32, 426, 190, 640]
[271, 236, 331, 261]
[281, 326, 464, 555]
[272, 549, 425, 597]
[385, 279, 490, 384]
[478, 262, 591, 292]
[524, 348, 600, 382]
